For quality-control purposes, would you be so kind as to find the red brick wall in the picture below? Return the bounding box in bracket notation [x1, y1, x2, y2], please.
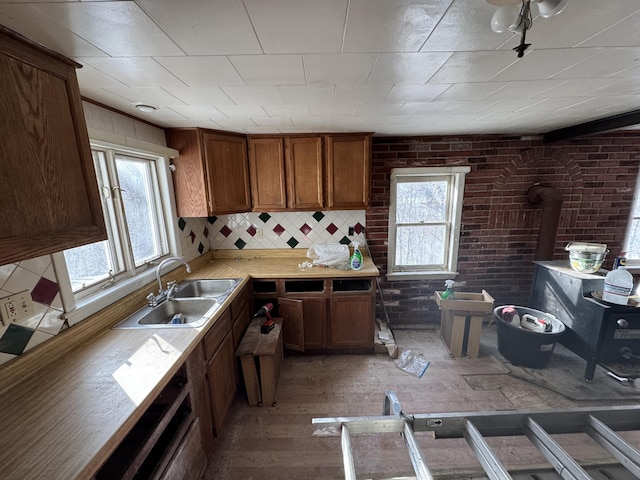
[368, 133, 640, 325]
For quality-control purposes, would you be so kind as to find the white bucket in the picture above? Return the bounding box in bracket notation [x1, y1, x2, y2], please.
[602, 267, 633, 305]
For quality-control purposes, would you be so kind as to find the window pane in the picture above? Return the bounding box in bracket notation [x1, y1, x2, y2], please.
[627, 219, 640, 258]
[396, 180, 447, 223]
[115, 156, 164, 265]
[396, 225, 446, 266]
[64, 241, 113, 291]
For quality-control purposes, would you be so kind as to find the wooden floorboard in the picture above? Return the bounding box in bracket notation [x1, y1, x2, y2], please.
[203, 328, 640, 479]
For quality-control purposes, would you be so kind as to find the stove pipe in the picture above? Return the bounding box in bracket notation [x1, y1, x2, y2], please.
[527, 184, 563, 261]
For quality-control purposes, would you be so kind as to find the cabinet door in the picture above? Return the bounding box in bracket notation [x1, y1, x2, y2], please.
[278, 297, 304, 352]
[325, 134, 371, 209]
[0, 26, 106, 264]
[206, 332, 236, 435]
[299, 296, 326, 350]
[202, 132, 251, 214]
[165, 129, 210, 217]
[248, 137, 287, 210]
[329, 295, 374, 348]
[285, 136, 323, 210]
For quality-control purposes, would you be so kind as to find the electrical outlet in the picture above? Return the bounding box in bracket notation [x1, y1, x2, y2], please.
[0, 290, 35, 324]
[255, 228, 263, 239]
[348, 226, 355, 236]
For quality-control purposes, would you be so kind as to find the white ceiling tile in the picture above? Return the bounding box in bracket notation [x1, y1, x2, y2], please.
[0, 4, 107, 57]
[102, 87, 184, 106]
[135, 0, 261, 55]
[32, 2, 182, 56]
[214, 105, 269, 118]
[579, 10, 640, 48]
[343, 0, 451, 53]
[308, 104, 356, 116]
[385, 84, 450, 102]
[517, 97, 597, 113]
[368, 52, 452, 84]
[421, 1, 508, 52]
[221, 86, 284, 105]
[76, 64, 128, 91]
[229, 55, 305, 86]
[161, 87, 235, 106]
[166, 105, 227, 118]
[81, 57, 184, 87]
[551, 48, 640, 79]
[262, 105, 310, 117]
[535, 78, 626, 98]
[153, 57, 244, 87]
[334, 85, 393, 103]
[429, 51, 519, 83]
[434, 82, 510, 101]
[490, 48, 601, 81]
[477, 98, 547, 113]
[278, 85, 335, 104]
[303, 54, 377, 85]
[353, 104, 403, 116]
[485, 79, 569, 98]
[436, 100, 498, 114]
[398, 102, 451, 115]
[244, 0, 347, 54]
[251, 117, 295, 128]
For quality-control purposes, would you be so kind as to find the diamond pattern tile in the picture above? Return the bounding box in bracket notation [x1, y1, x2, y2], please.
[209, 210, 366, 250]
[207, 216, 217, 224]
[31, 277, 59, 307]
[178, 218, 186, 230]
[287, 237, 299, 248]
[0, 324, 34, 355]
[234, 238, 247, 249]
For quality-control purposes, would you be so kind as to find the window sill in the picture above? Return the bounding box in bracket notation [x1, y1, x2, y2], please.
[63, 269, 157, 326]
[386, 271, 459, 281]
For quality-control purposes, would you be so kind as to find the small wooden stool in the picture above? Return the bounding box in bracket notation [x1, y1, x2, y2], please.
[235, 317, 283, 407]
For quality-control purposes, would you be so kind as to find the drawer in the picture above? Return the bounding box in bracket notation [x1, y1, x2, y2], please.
[203, 308, 231, 361]
[231, 285, 248, 319]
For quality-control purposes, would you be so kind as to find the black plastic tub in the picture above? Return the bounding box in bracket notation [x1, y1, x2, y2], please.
[493, 306, 566, 369]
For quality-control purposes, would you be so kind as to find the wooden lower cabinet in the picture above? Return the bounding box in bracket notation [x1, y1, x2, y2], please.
[329, 295, 374, 348]
[205, 323, 237, 436]
[252, 278, 375, 353]
[160, 417, 206, 480]
[93, 359, 207, 480]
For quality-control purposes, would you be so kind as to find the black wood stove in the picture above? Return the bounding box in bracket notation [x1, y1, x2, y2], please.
[530, 261, 640, 381]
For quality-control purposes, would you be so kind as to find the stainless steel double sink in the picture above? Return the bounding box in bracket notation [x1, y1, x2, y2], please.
[113, 278, 242, 329]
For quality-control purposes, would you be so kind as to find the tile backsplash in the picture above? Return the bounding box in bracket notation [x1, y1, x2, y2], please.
[208, 210, 367, 250]
[0, 257, 64, 365]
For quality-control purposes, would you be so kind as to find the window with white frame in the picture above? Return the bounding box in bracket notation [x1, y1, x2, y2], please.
[59, 142, 176, 303]
[387, 166, 470, 278]
[624, 177, 640, 267]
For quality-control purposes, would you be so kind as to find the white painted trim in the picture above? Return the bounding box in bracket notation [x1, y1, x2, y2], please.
[87, 128, 179, 158]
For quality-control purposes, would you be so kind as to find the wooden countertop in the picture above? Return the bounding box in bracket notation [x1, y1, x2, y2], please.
[0, 249, 379, 479]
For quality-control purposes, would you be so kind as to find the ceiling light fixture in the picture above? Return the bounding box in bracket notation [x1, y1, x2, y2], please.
[489, 0, 569, 58]
[134, 103, 157, 113]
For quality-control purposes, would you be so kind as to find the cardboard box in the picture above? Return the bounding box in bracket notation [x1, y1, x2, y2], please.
[434, 290, 494, 314]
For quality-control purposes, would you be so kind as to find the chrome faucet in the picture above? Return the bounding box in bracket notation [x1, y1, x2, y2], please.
[146, 256, 191, 306]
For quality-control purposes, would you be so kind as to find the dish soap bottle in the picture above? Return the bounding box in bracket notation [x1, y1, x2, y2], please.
[441, 280, 455, 299]
[350, 242, 363, 270]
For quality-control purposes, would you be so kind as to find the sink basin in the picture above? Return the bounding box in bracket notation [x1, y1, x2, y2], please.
[172, 278, 241, 299]
[113, 298, 220, 329]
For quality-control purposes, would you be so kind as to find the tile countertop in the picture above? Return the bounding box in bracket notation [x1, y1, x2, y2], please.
[0, 249, 379, 480]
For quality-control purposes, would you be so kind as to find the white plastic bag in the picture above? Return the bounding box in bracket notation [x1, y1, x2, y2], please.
[394, 350, 430, 378]
[307, 244, 350, 266]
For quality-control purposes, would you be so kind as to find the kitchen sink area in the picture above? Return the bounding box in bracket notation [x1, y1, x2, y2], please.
[113, 278, 242, 329]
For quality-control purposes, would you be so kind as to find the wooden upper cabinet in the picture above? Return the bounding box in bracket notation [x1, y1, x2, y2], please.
[166, 128, 251, 216]
[0, 26, 106, 265]
[325, 134, 372, 209]
[285, 136, 323, 210]
[248, 137, 287, 211]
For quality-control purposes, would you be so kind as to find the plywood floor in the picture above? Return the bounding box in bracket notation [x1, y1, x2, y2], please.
[203, 327, 640, 479]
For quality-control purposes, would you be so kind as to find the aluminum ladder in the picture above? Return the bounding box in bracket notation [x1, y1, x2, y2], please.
[312, 390, 640, 479]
